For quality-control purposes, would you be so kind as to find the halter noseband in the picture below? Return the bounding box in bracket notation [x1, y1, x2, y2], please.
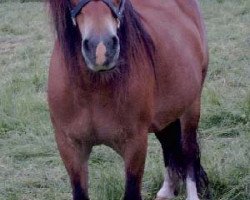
[68, 0, 126, 26]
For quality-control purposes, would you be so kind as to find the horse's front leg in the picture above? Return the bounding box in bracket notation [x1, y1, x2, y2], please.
[55, 130, 92, 200]
[122, 131, 148, 200]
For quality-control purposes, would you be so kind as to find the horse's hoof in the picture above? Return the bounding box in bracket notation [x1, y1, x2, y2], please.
[155, 197, 172, 200]
[186, 198, 200, 200]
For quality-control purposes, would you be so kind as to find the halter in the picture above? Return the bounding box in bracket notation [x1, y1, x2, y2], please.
[68, 0, 126, 26]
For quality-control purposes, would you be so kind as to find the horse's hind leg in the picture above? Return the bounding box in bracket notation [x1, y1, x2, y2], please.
[180, 99, 209, 200]
[55, 130, 92, 200]
[155, 99, 209, 200]
[155, 120, 182, 200]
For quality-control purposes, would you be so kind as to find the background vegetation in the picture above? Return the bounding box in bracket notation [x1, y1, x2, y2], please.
[0, 0, 249, 199]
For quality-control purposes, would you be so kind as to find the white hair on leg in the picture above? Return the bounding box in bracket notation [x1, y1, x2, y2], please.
[186, 167, 200, 200]
[156, 168, 175, 200]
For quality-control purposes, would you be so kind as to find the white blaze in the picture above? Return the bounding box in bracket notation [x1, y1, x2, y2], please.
[95, 42, 106, 66]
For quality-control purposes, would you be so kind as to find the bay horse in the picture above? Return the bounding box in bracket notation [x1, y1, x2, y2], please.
[47, 0, 209, 199]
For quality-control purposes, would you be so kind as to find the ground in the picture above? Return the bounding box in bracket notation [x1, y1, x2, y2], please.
[0, 0, 249, 199]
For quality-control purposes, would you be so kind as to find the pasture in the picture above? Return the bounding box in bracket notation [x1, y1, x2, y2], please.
[0, 0, 249, 199]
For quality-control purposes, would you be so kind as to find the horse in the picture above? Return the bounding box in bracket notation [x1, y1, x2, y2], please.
[47, 0, 209, 199]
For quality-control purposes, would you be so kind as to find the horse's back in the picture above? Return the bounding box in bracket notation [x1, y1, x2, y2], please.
[132, 0, 208, 131]
[132, 0, 208, 68]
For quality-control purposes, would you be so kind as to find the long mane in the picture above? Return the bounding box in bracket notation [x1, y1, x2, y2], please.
[48, 0, 155, 86]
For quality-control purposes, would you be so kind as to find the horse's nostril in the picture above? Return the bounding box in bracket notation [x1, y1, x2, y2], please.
[106, 36, 119, 50]
[112, 36, 118, 49]
[112, 36, 118, 45]
[83, 39, 90, 52]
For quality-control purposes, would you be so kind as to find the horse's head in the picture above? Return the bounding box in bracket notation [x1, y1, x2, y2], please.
[69, 0, 125, 72]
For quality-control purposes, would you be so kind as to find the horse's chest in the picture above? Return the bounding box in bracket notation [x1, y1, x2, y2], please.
[57, 81, 153, 147]
[64, 101, 136, 146]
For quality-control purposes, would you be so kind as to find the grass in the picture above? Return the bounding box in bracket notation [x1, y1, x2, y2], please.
[0, 0, 249, 199]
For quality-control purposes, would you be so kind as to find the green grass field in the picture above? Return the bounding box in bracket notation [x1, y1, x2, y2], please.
[0, 0, 249, 199]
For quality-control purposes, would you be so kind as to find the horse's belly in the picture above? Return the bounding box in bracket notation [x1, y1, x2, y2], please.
[150, 103, 186, 132]
[150, 64, 202, 132]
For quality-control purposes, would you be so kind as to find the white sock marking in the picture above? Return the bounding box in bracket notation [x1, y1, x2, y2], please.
[186, 175, 200, 200]
[156, 168, 175, 199]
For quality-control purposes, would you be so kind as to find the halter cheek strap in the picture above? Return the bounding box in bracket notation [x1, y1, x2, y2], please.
[69, 0, 91, 19]
[68, 0, 126, 26]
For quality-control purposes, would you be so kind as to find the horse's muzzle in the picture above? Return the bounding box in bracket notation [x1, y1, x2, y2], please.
[82, 35, 120, 72]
